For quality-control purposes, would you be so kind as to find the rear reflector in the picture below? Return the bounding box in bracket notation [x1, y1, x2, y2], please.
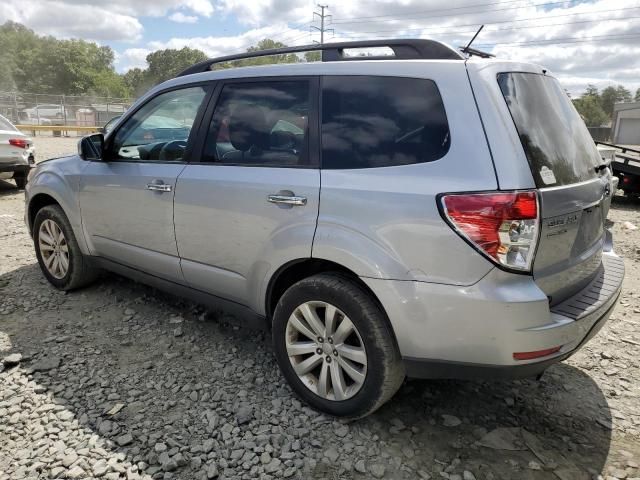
[440, 191, 539, 272]
[513, 346, 561, 361]
[9, 138, 29, 149]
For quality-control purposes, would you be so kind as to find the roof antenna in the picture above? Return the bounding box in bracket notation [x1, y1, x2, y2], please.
[460, 25, 494, 59]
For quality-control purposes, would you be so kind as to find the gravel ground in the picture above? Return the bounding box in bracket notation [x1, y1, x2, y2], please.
[1, 137, 640, 480]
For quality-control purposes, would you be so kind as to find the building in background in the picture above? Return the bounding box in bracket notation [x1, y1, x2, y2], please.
[612, 102, 640, 145]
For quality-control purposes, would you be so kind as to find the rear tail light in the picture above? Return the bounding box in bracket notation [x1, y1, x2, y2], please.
[440, 191, 539, 272]
[9, 138, 29, 149]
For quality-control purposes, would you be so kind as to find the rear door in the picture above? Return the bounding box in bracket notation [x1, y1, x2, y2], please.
[497, 72, 612, 304]
[174, 77, 320, 310]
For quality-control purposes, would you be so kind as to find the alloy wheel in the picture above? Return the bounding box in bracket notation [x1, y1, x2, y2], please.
[38, 219, 69, 279]
[285, 301, 367, 401]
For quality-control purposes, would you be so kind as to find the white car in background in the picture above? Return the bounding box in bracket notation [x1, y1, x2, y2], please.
[0, 114, 35, 189]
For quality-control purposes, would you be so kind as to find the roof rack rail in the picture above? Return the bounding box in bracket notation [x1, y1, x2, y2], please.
[176, 39, 464, 77]
[460, 46, 494, 59]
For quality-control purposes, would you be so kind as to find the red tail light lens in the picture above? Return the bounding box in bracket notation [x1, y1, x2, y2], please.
[9, 138, 29, 149]
[440, 191, 539, 272]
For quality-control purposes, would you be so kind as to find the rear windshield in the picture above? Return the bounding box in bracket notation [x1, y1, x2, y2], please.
[498, 73, 601, 187]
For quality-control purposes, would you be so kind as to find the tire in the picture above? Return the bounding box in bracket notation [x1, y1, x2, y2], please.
[272, 273, 405, 418]
[33, 205, 99, 290]
[14, 174, 26, 189]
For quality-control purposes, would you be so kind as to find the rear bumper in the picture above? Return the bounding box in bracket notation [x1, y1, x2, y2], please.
[362, 251, 624, 379]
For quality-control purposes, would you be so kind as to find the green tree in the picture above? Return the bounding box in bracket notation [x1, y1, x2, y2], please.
[215, 39, 301, 70]
[584, 84, 599, 97]
[635, 88, 640, 102]
[573, 95, 609, 126]
[122, 68, 150, 97]
[304, 51, 321, 62]
[144, 47, 208, 86]
[600, 85, 632, 116]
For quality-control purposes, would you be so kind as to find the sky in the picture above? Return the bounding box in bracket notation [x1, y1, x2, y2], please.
[1, 0, 639, 97]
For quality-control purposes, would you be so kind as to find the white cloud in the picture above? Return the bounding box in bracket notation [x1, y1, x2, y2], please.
[117, 48, 153, 71]
[0, 0, 144, 42]
[168, 12, 199, 23]
[3, 0, 639, 95]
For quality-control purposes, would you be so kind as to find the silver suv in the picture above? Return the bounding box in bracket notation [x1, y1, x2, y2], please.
[24, 40, 624, 418]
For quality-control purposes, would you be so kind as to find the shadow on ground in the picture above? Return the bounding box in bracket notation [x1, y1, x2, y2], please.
[1, 263, 614, 480]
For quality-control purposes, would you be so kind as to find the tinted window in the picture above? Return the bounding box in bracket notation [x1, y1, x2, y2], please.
[321, 76, 450, 169]
[111, 86, 207, 162]
[203, 81, 310, 167]
[498, 73, 601, 187]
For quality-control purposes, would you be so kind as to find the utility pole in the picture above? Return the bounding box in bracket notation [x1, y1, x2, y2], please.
[312, 5, 333, 44]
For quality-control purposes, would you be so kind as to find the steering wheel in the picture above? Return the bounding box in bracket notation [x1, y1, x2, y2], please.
[159, 140, 188, 161]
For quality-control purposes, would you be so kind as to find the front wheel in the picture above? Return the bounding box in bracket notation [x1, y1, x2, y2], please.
[33, 205, 99, 290]
[272, 273, 405, 418]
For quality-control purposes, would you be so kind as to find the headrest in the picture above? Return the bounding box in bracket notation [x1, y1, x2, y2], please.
[227, 103, 268, 152]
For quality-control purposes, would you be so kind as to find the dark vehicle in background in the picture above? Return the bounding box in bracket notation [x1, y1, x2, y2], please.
[597, 141, 640, 196]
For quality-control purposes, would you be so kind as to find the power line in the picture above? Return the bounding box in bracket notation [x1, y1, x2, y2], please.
[328, 5, 640, 39]
[330, 0, 640, 25]
[329, 0, 562, 22]
[330, 14, 640, 38]
[312, 4, 334, 44]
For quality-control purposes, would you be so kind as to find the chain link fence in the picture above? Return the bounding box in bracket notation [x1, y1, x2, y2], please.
[0, 91, 132, 136]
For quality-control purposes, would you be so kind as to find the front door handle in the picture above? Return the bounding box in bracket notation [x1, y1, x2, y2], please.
[146, 181, 172, 193]
[268, 194, 307, 206]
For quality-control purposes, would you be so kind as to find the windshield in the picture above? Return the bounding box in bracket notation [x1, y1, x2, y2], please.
[0, 115, 17, 131]
[498, 73, 601, 187]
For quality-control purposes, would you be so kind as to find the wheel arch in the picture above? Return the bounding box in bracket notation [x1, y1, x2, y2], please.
[28, 193, 62, 235]
[265, 258, 400, 348]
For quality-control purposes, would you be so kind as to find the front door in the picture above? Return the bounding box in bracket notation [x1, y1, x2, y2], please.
[79, 85, 209, 282]
[174, 78, 320, 310]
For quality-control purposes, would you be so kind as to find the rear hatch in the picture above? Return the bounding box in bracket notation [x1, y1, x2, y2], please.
[498, 72, 612, 305]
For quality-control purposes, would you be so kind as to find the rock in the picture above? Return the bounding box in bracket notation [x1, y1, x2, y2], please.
[417, 471, 432, 479]
[463, 471, 477, 480]
[2, 353, 22, 366]
[442, 414, 462, 427]
[528, 461, 542, 471]
[370, 464, 386, 478]
[117, 433, 133, 446]
[622, 221, 638, 231]
[260, 452, 271, 465]
[62, 452, 78, 467]
[264, 458, 281, 474]
[324, 447, 340, 463]
[106, 403, 125, 415]
[31, 356, 61, 371]
[236, 405, 252, 425]
[335, 424, 349, 437]
[173, 326, 183, 337]
[155, 443, 167, 453]
[477, 427, 527, 451]
[355, 460, 367, 473]
[202, 439, 214, 454]
[205, 462, 219, 479]
[93, 459, 109, 477]
[66, 466, 86, 479]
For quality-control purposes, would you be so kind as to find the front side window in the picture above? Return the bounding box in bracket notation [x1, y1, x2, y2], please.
[321, 76, 450, 169]
[111, 86, 207, 162]
[203, 81, 310, 167]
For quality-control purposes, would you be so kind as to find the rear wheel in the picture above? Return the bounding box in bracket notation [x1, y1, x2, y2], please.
[272, 273, 405, 418]
[33, 205, 99, 290]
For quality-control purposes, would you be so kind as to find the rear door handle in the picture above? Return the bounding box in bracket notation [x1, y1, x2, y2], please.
[267, 194, 307, 206]
[146, 181, 172, 193]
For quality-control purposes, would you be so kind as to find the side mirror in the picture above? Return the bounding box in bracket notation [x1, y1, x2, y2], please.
[78, 133, 104, 161]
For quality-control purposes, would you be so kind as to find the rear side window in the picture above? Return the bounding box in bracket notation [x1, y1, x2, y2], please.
[498, 73, 601, 187]
[203, 80, 311, 167]
[321, 76, 450, 169]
